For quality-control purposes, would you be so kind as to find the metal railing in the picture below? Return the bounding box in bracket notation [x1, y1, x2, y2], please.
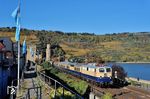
[23, 86, 42, 99]
[38, 71, 84, 99]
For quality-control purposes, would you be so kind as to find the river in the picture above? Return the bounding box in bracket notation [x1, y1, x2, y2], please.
[108, 63, 150, 81]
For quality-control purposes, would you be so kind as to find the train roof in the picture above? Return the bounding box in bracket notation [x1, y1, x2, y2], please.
[59, 62, 111, 68]
[59, 61, 82, 67]
[82, 64, 111, 68]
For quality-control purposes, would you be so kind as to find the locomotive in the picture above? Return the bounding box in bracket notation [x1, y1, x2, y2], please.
[55, 61, 127, 87]
[55, 62, 117, 86]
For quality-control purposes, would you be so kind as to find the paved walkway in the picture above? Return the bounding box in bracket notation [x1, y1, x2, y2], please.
[16, 63, 50, 99]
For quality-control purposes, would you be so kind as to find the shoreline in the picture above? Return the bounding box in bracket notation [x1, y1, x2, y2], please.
[126, 77, 150, 84]
[115, 62, 150, 64]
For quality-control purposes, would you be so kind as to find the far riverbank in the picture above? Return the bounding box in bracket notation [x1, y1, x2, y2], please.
[126, 77, 150, 84]
[116, 62, 150, 64]
[108, 63, 150, 81]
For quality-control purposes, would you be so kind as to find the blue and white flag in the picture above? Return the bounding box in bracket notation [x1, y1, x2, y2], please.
[12, 4, 20, 41]
[22, 38, 27, 54]
[30, 47, 34, 57]
[15, 23, 20, 41]
[11, 6, 20, 22]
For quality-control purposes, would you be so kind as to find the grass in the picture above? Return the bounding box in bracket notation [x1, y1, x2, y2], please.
[128, 79, 150, 89]
[41, 62, 88, 96]
[101, 41, 124, 50]
[60, 43, 90, 57]
[36, 65, 79, 99]
[101, 92, 112, 99]
[0, 31, 38, 44]
[48, 66, 88, 95]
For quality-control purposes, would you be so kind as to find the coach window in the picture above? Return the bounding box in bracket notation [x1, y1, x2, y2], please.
[70, 65, 74, 67]
[99, 68, 104, 72]
[87, 67, 89, 71]
[106, 68, 111, 72]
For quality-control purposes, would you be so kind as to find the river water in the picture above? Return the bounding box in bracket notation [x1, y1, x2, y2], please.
[108, 63, 150, 81]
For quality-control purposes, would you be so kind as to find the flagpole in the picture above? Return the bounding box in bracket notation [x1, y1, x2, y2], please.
[17, 40, 20, 89]
[17, 0, 21, 90]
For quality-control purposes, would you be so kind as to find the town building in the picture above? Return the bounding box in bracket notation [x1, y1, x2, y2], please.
[0, 37, 25, 98]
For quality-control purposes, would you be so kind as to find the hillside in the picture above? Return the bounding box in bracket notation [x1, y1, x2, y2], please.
[0, 27, 38, 44]
[0, 27, 150, 62]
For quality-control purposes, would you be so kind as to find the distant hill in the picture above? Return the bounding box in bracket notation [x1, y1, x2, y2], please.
[0, 27, 38, 44]
[0, 27, 150, 62]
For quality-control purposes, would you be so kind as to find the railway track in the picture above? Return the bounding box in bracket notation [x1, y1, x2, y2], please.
[54, 65, 150, 99]
[90, 83, 150, 99]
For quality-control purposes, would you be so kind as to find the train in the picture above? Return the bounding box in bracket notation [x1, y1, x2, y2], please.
[54, 61, 127, 87]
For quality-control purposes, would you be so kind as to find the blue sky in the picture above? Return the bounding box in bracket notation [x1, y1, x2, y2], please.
[0, 0, 150, 34]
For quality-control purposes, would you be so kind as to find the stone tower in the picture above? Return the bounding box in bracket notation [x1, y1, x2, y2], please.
[46, 44, 51, 61]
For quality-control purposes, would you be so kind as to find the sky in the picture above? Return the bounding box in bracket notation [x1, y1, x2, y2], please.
[0, 0, 150, 34]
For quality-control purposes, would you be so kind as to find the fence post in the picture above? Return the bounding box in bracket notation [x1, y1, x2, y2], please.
[40, 86, 42, 99]
[44, 74, 45, 83]
[28, 89, 30, 99]
[37, 87, 39, 99]
[62, 87, 64, 97]
[48, 77, 50, 85]
[54, 80, 57, 98]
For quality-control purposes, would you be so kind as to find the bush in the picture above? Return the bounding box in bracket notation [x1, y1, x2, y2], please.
[102, 93, 112, 99]
[41, 61, 51, 69]
[46, 66, 88, 95]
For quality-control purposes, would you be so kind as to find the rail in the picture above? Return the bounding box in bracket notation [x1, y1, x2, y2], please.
[23, 86, 42, 99]
[38, 71, 84, 99]
[54, 64, 105, 98]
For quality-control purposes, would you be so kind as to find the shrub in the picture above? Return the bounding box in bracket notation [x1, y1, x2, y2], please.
[41, 61, 51, 69]
[102, 93, 112, 99]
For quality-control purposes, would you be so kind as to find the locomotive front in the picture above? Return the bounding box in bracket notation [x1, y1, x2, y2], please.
[95, 66, 113, 85]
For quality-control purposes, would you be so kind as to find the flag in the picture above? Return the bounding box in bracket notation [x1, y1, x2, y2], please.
[32, 51, 34, 57]
[22, 38, 27, 54]
[12, 4, 20, 41]
[11, 6, 20, 22]
[30, 47, 34, 57]
[15, 23, 20, 41]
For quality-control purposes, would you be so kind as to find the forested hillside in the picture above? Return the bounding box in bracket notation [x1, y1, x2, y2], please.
[0, 27, 150, 62]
